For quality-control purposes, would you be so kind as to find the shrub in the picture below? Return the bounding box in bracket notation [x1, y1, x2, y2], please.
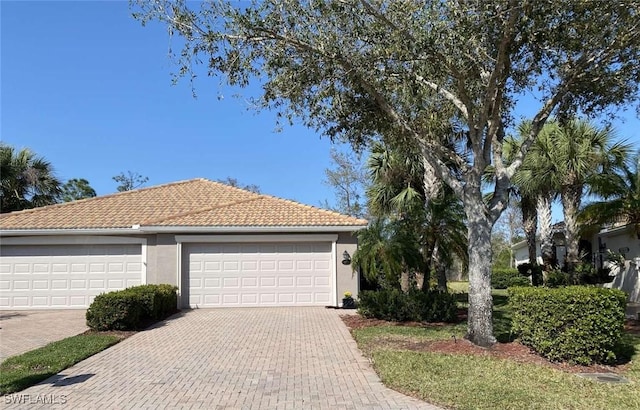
[517, 263, 543, 286]
[509, 286, 627, 365]
[86, 284, 178, 331]
[492, 269, 530, 289]
[545, 270, 570, 288]
[357, 288, 457, 322]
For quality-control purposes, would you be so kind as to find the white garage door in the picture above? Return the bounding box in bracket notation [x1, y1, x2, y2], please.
[0, 244, 143, 309]
[186, 242, 333, 307]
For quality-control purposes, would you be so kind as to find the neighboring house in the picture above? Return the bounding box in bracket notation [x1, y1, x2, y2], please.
[0, 179, 368, 310]
[513, 222, 640, 302]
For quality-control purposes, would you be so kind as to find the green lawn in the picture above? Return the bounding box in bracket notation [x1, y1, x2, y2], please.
[0, 333, 122, 395]
[351, 287, 640, 410]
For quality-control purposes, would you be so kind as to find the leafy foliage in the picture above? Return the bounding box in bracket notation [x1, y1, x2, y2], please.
[61, 178, 97, 202]
[357, 288, 457, 323]
[580, 150, 640, 239]
[86, 284, 177, 331]
[113, 171, 149, 192]
[509, 286, 628, 364]
[544, 270, 571, 288]
[491, 269, 530, 289]
[0, 144, 61, 213]
[216, 176, 261, 193]
[323, 147, 368, 218]
[132, 0, 640, 346]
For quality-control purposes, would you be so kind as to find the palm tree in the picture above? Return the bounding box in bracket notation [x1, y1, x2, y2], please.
[549, 119, 631, 273]
[0, 144, 62, 213]
[510, 122, 559, 271]
[580, 151, 640, 240]
[366, 142, 468, 291]
[351, 218, 423, 290]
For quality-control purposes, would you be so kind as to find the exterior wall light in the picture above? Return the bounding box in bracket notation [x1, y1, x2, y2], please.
[342, 250, 351, 265]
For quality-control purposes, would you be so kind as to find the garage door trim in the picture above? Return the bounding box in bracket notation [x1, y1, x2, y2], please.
[176, 234, 338, 307]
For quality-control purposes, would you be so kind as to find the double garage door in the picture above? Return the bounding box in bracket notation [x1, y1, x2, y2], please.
[186, 242, 333, 308]
[0, 244, 143, 309]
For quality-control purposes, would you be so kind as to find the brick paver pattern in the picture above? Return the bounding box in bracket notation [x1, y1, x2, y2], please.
[0, 310, 88, 360]
[2, 308, 441, 409]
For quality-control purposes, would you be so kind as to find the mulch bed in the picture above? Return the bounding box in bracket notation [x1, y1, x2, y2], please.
[342, 314, 640, 375]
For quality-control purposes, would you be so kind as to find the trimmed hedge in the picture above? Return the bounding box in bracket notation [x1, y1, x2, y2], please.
[545, 270, 570, 288]
[492, 269, 530, 289]
[509, 286, 627, 365]
[357, 288, 457, 322]
[86, 284, 178, 331]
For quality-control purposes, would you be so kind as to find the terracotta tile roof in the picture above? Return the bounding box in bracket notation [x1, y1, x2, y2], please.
[0, 178, 368, 230]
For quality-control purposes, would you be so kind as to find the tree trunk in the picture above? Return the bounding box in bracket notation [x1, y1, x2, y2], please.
[400, 271, 410, 292]
[561, 185, 582, 276]
[422, 158, 442, 200]
[537, 194, 555, 270]
[521, 195, 538, 266]
[432, 242, 448, 291]
[464, 197, 496, 347]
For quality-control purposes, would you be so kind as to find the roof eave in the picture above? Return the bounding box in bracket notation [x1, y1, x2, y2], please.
[0, 228, 140, 236]
[139, 225, 368, 233]
[0, 224, 368, 236]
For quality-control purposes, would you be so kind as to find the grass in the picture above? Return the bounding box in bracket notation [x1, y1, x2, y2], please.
[351, 286, 640, 410]
[0, 333, 122, 395]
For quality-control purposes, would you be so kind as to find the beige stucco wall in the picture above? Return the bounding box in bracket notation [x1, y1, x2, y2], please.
[144, 234, 179, 287]
[336, 232, 359, 306]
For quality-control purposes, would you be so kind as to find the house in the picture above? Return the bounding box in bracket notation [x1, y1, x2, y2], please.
[513, 223, 640, 302]
[0, 179, 368, 310]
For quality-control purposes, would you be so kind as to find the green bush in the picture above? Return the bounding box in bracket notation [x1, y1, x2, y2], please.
[86, 284, 178, 331]
[545, 270, 570, 288]
[357, 288, 457, 322]
[509, 286, 627, 365]
[492, 269, 530, 289]
[517, 263, 543, 286]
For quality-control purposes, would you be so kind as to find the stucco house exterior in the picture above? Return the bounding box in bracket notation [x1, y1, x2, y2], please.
[0, 179, 368, 310]
[513, 223, 640, 302]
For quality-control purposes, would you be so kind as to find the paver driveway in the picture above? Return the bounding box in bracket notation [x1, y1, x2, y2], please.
[4, 307, 440, 409]
[0, 310, 88, 360]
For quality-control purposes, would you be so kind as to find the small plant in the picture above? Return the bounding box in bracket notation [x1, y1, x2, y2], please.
[545, 269, 570, 288]
[342, 290, 356, 309]
[357, 288, 457, 322]
[516, 263, 543, 286]
[492, 269, 531, 289]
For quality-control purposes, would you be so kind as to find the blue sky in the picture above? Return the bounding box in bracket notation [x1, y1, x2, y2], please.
[2, 1, 639, 217]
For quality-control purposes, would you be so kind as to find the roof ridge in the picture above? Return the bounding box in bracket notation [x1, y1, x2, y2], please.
[257, 192, 369, 224]
[141, 196, 266, 225]
[0, 178, 207, 219]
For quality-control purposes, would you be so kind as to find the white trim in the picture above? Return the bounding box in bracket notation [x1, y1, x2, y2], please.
[176, 241, 183, 309]
[0, 228, 140, 236]
[141, 241, 148, 285]
[175, 234, 338, 243]
[143, 226, 365, 234]
[331, 240, 338, 307]
[0, 235, 147, 246]
[0, 225, 365, 237]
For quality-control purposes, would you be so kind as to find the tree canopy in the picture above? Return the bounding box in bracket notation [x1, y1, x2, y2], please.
[0, 144, 62, 213]
[61, 178, 97, 202]
[113, 171, 149, 192]
[133, 0, 640, 347]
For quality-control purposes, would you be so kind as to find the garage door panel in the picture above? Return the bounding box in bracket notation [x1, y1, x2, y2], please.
[0, 244, 143, 309]
[187, 242, 332, 308]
